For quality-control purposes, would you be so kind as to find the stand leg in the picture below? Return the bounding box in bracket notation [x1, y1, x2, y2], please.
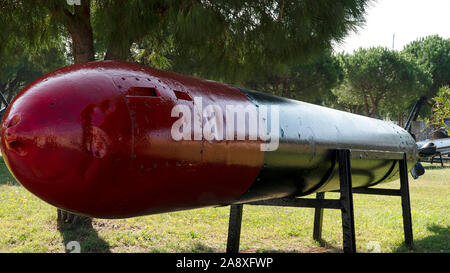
[399, 155, 414, 248]
[226, 204, 243, 253]
[338, 149, 356, 253]
[313, 192, 325, 242]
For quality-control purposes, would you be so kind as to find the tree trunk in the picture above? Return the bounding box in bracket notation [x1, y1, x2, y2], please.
[363, 95, 370, 117]
[368, 93, 379, 118]
[104, 41, 132, 61]
[69, 1, 95, 63]
[370, 103, 377, 118]
[44, 0, 95, 64]
[70, 25, 95, 63]
[44, 0, 95, 226]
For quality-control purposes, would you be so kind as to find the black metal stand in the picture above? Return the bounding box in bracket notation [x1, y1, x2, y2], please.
[226, 149, 413, 253]
[430, 152, 444, 167]
[337, 149, 356, 252]
[226, 204, 243, 253]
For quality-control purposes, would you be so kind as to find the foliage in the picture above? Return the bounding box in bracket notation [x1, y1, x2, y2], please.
[327, 78, 365, 113]
[0, 21, 67, 106]
[403, 35, 450, 97]
[332, 47, 431, 119]
[238, 50, 344, 104]
[161, 0, 370, 83]
[424, 86, 450, 132]
[89, 0, 372, 82]
[1, 0, 373, 69]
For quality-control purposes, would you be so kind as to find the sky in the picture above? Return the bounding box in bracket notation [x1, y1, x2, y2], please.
[334, 0, 450, 53]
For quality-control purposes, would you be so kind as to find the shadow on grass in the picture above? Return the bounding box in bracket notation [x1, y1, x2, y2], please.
[0, 158, 18, 186]
[57, 217, 111, 253]
[394, 225, 449, 253]
[422, 164, 450, 170]
[241, 238, 340, 253]
[312, 238, 341, 253]
[183, 242, 217, 253]
[179, 240, 339, 253]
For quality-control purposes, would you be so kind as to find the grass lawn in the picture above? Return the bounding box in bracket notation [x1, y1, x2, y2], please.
[0, 158, 448, 253]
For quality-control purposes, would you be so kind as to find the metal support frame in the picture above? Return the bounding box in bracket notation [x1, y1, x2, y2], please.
[226, 149, 414, 253]
[337, 149, 356, 252]
[313, 192, 325, 242]
[430, 152, 444, 167]
[226, 204, 243, 253]
[399, 154, 414, 247]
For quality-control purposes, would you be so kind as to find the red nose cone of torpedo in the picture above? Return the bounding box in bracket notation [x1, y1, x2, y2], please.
[0, 61, 263, 218]
[0, 63, 133, 217]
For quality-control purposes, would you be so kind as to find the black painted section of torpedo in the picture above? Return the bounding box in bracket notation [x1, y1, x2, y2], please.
[230, 87, 335, 204]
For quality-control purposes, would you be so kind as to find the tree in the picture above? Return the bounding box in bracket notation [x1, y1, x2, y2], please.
[424, 86, 450, 133]
[237, 50, 344, 104]
[3, 1, 373, 72]
[329, 78, 365, 114]
[332, 47, 430, 120]
[403, 35, 450, 98]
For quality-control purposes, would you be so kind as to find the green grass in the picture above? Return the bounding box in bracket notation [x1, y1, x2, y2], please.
[0, 159, 448, 253]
